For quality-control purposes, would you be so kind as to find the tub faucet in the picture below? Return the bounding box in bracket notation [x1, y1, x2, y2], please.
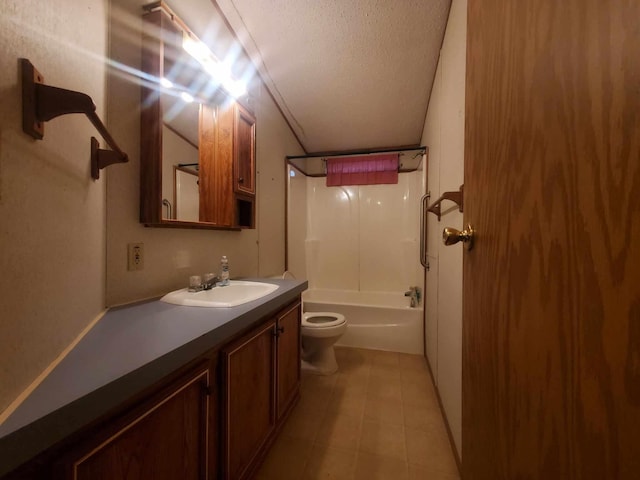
[404, 286, 422, 308]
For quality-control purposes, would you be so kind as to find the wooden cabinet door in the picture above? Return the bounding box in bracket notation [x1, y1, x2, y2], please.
[276, 302, 301, 419]
[464, 0, 640, 478]
[56, 365, 212, 480]
[201, 102, 235, 226]
[222, 321, 276, 480]
[233, 104, 256, 196]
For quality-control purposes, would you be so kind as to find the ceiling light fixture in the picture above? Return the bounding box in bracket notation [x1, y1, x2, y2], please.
[160, 77, 173, 89]
[182, 32, 247, 99]
[180, 91, 194, 103]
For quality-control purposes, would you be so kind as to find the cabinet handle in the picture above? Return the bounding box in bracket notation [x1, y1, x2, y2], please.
[273, 326, 285, 337]
[238, 177, 244, 183]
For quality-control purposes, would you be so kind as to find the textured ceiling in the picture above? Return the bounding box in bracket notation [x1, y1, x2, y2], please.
[214, 0, 452, 153]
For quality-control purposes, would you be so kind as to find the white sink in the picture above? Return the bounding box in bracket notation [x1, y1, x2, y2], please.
[160, 280, 279, 307]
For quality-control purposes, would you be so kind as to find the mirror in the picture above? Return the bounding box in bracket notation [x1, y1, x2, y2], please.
[161, 95, 200, 221]
[140, 3, 256, 229]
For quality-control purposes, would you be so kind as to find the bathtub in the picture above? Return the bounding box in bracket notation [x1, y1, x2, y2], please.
[302, 289, 424, 355]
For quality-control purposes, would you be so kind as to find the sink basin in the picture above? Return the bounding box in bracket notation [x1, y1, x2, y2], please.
[160, 280, 279, 307]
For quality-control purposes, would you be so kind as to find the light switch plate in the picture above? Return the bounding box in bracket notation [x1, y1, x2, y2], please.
[127, 243, 144, 271]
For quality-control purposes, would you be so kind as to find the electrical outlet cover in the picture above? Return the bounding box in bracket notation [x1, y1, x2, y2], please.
[127, 243, 144, 271]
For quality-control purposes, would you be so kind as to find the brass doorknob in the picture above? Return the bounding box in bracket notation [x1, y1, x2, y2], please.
[443, 224, 475, 250]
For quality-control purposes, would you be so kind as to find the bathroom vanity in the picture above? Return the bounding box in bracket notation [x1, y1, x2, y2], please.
[0, 279, 306, 480]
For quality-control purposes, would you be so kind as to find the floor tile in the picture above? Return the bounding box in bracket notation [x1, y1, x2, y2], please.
[257, 435, 313, 479]
[339, 361, 371, 379]
[363, 396, 404, 426]
[328, 389, 367, 418]
[409, 462, 460, 479]
[367, 375, 403, 402]
[398, 353, 429, 372]
[347, 347, 376, 362]
[400, 369, 434, 388]
[280, 403, 324, 442]
[336, 347, 370, 366]
[405, 425, 454, 468]
[298, 382, 335, 412]
[368, 363, 402, 381]
[403, 402, 447, 432]
[369, 350, 401, 367]
[333, 372, 369, 396]
[315, 412, 362, 451]
[353, 452, 409, 480]
[401, 377, 439, 408]
[302, 371, 339, 391]
[302, 445, 357, 480]
[359, 420, 407, 461]
[260, 347, 459, 480]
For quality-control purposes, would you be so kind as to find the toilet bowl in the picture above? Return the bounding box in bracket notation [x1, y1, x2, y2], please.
[301, 312, 347, 375]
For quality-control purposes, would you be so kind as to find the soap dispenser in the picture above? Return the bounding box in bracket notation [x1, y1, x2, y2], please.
[220, 255, 230, 286]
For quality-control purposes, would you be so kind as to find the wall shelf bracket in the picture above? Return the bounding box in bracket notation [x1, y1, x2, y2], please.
[427, 185, 464, 221]
[21, 58, 129, 180]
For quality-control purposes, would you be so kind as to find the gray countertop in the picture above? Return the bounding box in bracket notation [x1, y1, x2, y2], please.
[0, 278, 307, 477]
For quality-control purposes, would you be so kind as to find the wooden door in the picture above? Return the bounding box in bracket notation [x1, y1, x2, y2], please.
[276, 302, 301, 419]
[56, 366, 212, 480]
[222, 321, 276, 480]
[463, 1, 640, 478]
[199, 103, 218, 224]
[207, 103, 235, 226]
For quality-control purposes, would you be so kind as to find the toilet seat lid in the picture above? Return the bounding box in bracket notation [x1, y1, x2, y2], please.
[302, 312, 346, 328]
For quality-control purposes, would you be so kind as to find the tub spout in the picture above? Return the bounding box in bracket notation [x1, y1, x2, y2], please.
[404, 286, 421, 308]
[405, 290, 416, 308]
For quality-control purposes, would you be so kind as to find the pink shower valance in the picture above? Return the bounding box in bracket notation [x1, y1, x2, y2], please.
[326, 154, 399, 187]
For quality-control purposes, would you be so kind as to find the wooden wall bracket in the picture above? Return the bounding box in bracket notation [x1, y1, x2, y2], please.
[20, 58, 129, 180]
[427, 184, 464, 221]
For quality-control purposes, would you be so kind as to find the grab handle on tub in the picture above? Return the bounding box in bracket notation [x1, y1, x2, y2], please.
[420, 193, 430, 268]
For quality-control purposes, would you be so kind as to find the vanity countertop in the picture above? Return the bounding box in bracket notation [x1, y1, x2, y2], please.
[0, 278, 307, 478]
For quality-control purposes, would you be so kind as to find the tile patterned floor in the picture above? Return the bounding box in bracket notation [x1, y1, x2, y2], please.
[254, 347, 460, 480]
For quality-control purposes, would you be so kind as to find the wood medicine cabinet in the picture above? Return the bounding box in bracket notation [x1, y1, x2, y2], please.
[140, 4, 256, 229]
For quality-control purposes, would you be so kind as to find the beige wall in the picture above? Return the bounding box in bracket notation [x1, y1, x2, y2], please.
[0, 0, 108, 414]
[255, 84, 305, 278]
[105, 0, 304, 306]
[421, 0, 466, 458]
[0, 0, 302, 417]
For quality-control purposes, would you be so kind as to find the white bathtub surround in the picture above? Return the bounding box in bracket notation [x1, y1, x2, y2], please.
[288, 167, 425, 355]
[303, 289, 423, 355]
[303, 172, 423, 292]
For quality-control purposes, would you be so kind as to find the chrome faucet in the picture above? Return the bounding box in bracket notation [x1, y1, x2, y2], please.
[202, 273, 220, 290]
[404, 286, 422, 308]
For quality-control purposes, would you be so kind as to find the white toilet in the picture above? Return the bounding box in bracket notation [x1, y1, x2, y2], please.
[301, 312, 347, 375]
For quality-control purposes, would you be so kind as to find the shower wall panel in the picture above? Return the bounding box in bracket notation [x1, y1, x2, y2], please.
[305, 172, 422, 292]
[306, 181, 360, 290]
[287, 166, 308, 279]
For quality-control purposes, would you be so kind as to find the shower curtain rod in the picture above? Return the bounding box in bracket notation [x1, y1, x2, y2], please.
[286, 145, 426, 160]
